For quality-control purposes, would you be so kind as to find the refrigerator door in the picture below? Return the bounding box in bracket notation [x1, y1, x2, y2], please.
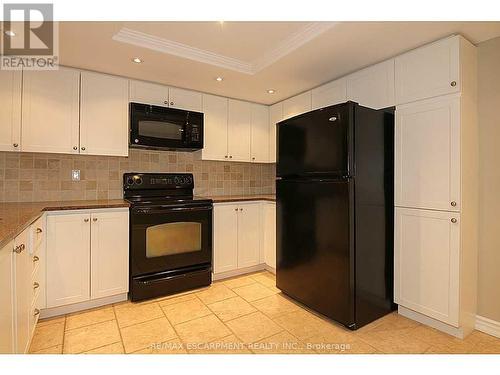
[277, 103, 354, 178]
[276, 178, 355, 327]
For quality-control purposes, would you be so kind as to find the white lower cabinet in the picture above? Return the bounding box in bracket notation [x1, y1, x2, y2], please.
[46, 209, 129, 309]
[0, 241, 15, 354]
[262, 202, 276, 269]
[213, 201, 276, 276]
[394, 207, 460, 326]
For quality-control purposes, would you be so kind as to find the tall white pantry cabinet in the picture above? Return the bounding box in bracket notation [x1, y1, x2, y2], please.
[394, 35, 478, 338]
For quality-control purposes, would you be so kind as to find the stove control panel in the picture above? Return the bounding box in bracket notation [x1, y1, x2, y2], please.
[123, 173, 194, 190]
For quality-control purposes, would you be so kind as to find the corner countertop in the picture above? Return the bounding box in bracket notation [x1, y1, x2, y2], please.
[199, 194, 276, 203]
[0, 200, 129, 250]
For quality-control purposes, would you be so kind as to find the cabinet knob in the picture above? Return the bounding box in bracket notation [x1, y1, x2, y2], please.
[252, 157, 255, 160]
[170, 101, 174, 106]
[229, 155, 233, 159]
[235, 208, 238, 211]
[33, 255, 39, 263]
[450, 201, 457, 207]
[239, 208, 243, 211]
[33, 282, 40, 290]
[73, 146, 78, 150]
[36, 227, 43, 234]
[224, 155, 228, 158]
[81, 147, 86, 151]
[13, 143, 18, 148]
[164, 100, 168, 105]
[451, 218, 457, 223]
[93, 217, 98, 222]
[451, 81, 457, 87]
[84, 218, 89, 223]
[33, 309, 40, 316]
[13, 244, 25, 254]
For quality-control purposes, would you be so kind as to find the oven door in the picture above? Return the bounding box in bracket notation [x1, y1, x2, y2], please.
[130, 204, 212, 277]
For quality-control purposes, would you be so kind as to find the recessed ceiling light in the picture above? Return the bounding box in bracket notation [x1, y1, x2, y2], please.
[132, 57, 142, 64]
[215, 77, 223, 82]
[4, 30, 16, 37]
[267, 89, 276, 94]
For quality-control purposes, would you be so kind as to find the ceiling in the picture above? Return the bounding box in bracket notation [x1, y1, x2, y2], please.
[52, 21, 500, 104]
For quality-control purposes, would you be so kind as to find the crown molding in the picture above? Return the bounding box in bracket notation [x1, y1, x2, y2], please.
[112, 22, 337, 75]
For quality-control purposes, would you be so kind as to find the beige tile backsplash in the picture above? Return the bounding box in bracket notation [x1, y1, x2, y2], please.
[0, 149, 276, 202]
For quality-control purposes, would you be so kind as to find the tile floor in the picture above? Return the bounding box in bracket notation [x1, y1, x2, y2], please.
[28, 271, 500, 354]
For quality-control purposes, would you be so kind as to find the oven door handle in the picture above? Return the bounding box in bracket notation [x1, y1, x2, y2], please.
[133, 206, 212, 214]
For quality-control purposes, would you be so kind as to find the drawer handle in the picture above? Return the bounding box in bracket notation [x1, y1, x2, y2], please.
[33, 282, 40, 290]
[33, 309, 40, 316]
[451, 218, 457, 223]
[36, 227, 43, 234]
[33, 255, 39, 263]
[13, 244, 25, 254]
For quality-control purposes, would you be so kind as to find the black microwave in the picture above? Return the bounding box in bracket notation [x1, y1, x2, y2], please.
[129, 102, 204, 151]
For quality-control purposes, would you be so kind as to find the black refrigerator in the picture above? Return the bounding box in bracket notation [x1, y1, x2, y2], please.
[276, 101, 395, 330]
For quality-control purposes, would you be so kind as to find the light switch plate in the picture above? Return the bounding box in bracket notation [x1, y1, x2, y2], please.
[72, 170, 80, 181]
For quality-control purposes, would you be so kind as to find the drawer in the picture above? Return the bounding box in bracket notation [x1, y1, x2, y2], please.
[31, 217, 45, 254]
[29, 289, 41, 336]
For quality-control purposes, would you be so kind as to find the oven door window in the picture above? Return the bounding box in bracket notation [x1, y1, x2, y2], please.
[146, 221, 201, 258]
[138, 120, 183, 140]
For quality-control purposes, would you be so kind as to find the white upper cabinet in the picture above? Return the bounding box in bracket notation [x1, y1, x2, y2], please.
[394, 207, 460, 326]
[395, 36, 460, 105]
[347, 59, 395, 109]
[21, 68, 80, 154]
[80, 72, 129, 157]
[395, 95, 460, 212]
[90, 210, 129, 299]
[0, 71, 22, 152]
[129, 80, 169, 106]
[169, 87, 202, 112]
[227, 99, 252, 162]
[311, 78, 347, 110]
[269, 103, 282, 164]
[282, 91, 312, 120]
[250, 104, 270, 163]
[201, 94, 228, 161]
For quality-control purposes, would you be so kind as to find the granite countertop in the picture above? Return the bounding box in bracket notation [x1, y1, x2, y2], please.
[200, 194, 276, 203]
[0, 200, 129, 250]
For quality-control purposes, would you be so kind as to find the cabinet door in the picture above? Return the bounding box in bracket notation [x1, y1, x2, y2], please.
[250, 104, 270, 163]
[227, 99, 252, 162]
[237, 203, 261, 269]
[21, 68, 80, 154]
[46, 213, 91, 308]
[282, 91, 312, 120]
[262, 203, 276, 269]
[395, 36, 460, 104]
[269, 103, 282, 163]
[13, 229, 31, 354]
[129, 79, 169, 106]
[201, 94, 228, 161]
[0, 241, 14, 354]
[80, 72, 129, 156]
[311, 78, 347, 110]
[213, 204, 238, 274]
[169, 87, 202, 112]
[395, 95, 460, 211]
[394, 207, 460, 326]
[347, 59, 395, 109]
[90, 210, 129, 299]
[0, 71, 22, 152]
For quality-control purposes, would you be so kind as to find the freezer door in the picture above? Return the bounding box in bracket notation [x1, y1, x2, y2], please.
[277, 103, 353, 177]
[276, 178, 355, 327]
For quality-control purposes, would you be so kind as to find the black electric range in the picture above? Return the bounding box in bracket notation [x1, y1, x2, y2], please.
[123, 173, 213, 302]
